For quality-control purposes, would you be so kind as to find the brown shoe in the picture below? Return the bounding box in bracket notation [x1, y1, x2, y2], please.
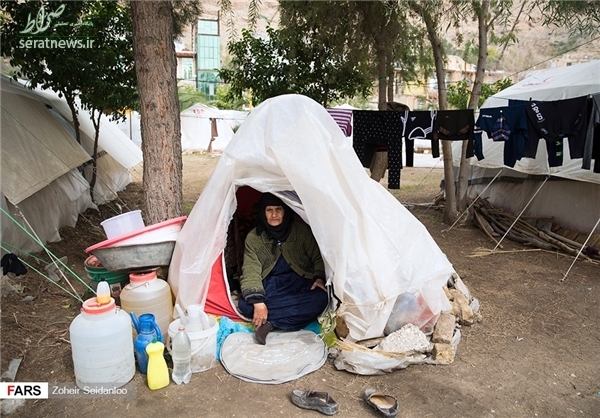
[255, 322, 273, 345]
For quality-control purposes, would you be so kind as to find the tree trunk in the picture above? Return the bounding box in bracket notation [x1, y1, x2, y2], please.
[422, 8, 458, 224]
[369, 46, 388, 183]
[131, 0, 183, 224]
[457, 0, 490, 212]
[65, 94, 81, 145]
[90, 109, 102, 203]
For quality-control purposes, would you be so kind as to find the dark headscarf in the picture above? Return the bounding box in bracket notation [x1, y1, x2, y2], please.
[256, 193, 294, 244]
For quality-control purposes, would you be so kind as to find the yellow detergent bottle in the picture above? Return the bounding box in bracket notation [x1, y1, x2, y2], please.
[145, 340, 169, 390]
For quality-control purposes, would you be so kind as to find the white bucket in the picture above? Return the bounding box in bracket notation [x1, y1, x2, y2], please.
[167, 317, 218, 373]
[100, 210, 145, 239]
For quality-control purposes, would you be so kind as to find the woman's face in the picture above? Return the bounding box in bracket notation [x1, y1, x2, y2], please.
[265, 205, 284, 227]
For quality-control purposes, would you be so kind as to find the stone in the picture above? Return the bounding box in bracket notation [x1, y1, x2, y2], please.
[432, 312, 455, 344]
[450, 289, 475, 325]
[432, 343, 455, 364]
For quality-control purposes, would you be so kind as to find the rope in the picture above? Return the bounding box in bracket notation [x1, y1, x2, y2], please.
[0, 244, 83, 302]
[442, 168, 504, 233]
[492, 175, 550, 252]
[559, 216, 600, 283]
[0, 206, 95, 294]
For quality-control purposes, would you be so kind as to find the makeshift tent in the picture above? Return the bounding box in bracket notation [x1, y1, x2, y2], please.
[180, 104, 248, 151]
[116, 104, 248, 152]
[1, 77, 143, 254]
[168, 94, 455, 341]
[453, 61, 600, 234]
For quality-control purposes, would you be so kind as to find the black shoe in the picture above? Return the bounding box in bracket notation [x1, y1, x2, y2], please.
[364, 388, 398, 417]
[254, 321, 273, 345]
[291, 389, 338, 415]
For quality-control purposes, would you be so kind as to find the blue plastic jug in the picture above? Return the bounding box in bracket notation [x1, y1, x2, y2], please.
[131, 312, 163, 374]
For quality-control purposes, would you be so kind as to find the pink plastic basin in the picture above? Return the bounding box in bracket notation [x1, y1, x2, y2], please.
[86, 216, 187, 253]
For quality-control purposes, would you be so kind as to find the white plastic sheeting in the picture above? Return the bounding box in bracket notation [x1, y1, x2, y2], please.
[0, 77, 140, 253]
[168, 94, 455, 341]
[180, 104, 248, 152]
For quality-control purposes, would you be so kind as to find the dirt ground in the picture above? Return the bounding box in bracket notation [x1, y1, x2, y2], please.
[1, 153, 599, 418]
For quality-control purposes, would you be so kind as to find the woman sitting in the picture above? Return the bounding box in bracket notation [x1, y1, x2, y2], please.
[238, 193, 329, 344]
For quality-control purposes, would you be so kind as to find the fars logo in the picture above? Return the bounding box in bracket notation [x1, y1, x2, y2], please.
[0, 382, 48, 399]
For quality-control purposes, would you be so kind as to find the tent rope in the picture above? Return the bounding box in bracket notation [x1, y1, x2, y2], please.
[411, 157, 443, 219]
[0, 244, 83, 302]
[559, 215, 600, 283]
[492, 175, 550, 252]
[442, 168, 504, 233]
[0, 206, 94, 294]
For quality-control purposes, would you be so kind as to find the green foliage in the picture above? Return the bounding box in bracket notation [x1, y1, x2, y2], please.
[178, 86, 209, 111]
[172, 1, 202, 38]
[447, 77, 513, 110]
[533, 0, 600, 35]
[1, 0, 137, 122]
[219, 26, 373, 107]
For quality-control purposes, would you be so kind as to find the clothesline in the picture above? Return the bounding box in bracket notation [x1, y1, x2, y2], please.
[325, 93, 600, 189]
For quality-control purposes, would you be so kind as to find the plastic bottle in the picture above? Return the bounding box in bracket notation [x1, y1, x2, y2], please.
[146, 340, 169, 390]
[171, 326, 192, 385]
[96, 278, 111, 305]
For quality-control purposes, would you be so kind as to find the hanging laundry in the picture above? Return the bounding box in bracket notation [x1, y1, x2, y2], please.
[583, 93, 600, 173]
[352, 110, 388, 168]
[433, 109, 475, 159]
[352, 110, 404, 189]
[383, 111, 404, 189]
[326, 108, 353, 137]
[524, 96, 589, 167]
[475, 105, 529, 168]
[402, 110, 436, 167]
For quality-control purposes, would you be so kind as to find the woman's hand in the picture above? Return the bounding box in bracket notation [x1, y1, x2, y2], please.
[311, 278, 327, 292]
[253, 302, 268, 328]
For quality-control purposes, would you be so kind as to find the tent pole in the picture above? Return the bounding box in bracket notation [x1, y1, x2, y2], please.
[443, 168, 504, 233]
[492, 175, 550, 252]
[559, 215, 600, 283]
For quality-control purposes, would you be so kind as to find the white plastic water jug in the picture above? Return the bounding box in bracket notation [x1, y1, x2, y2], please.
[120, 270, 173, 341]
[69, 297, 135, 389]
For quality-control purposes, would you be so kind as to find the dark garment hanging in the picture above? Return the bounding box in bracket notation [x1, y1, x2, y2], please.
[583, 94, 600, 172]
[1, 253, 27, 276]
[475, 105, 529, 168]
[403, 110, 436, 167]
[383, 112, 404, 189]
[352, 110, 387, 168]
[433, 109, 475, 159]
[352, 110, 404, 189]
[524, 96, 589, 167]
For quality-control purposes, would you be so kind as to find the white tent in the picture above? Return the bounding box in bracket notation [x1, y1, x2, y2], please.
[180, 103, 248, 152]
[454, 61, 600, 234]
[168, 94, 455, 341]
[0, 77, 143, 254]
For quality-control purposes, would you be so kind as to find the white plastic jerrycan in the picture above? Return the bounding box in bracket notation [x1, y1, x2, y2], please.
[174, 303, 209, 332]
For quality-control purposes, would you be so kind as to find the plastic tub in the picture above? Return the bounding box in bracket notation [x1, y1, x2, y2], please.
[87, 217, 187, 250]
[101, 210, 144, 239]
[84, 256, 129, 301]
[167, 317, 218, 373]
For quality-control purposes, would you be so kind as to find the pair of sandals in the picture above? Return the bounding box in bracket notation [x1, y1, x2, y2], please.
[290, 388, 398, 417]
